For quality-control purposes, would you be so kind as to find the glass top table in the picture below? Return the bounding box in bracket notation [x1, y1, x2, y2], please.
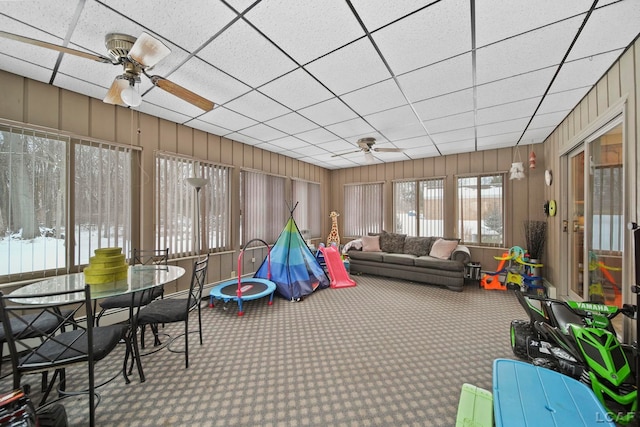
[10, 265, 186, 304]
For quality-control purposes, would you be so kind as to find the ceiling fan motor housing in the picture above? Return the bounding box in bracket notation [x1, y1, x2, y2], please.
[105, 33, 136, 62]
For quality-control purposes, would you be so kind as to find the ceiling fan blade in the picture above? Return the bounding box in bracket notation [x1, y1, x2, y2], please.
[150, 75, 214, 111]
[103, 76, 128, 106]
[373, 148, 403, 153]
[128, 32, 171, 68]
[0, 31, 112, 63]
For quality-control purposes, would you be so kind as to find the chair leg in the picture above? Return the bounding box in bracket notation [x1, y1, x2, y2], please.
[198, 307, 203, 345]
[184, 319, 189, 369]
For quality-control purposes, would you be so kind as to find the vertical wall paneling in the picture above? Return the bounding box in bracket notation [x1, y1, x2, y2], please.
[89, 99, 116, 141]
[26, 80, 58, 129]
[61, 91, 89, 135]
[0, 71, 24, 121]
[176, 124, 193, 156]
[193, 128, 207, 161]
[159, 120, 176, 153]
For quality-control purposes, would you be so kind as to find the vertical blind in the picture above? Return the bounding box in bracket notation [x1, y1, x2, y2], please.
[343, 182, 383, 237]
[292, 179, 321, 238]
[240, 170, 287, 245]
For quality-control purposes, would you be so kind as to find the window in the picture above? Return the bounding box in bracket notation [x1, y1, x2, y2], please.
[457, 174, 504, 246]
[155, 152, 231, 257]
[292, 179, 321, 239]
[343, 183, 383, 237]
[0, 123, 134, 279]
[240, 170, 287, 245]
[394, 178, 444, 236]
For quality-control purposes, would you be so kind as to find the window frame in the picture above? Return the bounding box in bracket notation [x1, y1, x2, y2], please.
[455, 173, 506, 247]
[393, 177, 445, 237]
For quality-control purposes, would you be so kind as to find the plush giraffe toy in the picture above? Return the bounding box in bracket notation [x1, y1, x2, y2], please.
[327, 211, 341, 246]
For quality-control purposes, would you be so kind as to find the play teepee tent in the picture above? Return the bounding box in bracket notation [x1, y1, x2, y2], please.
[255, 213, 329, 301]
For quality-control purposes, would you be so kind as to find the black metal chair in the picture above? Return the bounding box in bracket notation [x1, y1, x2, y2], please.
[0, 285, 131, 427]
[95, 248, 169, 328]
[133, 255, 209, 369]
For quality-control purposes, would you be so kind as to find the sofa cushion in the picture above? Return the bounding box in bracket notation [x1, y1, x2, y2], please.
[361, 235, 381, 252]
[379, 231, 406, 253]
[382, 253, 417, 266]
[429, 238, 459, 259]
[348, 250, 384, 262]
[403, 236, 434, 257]
[414, 255, 463, 272]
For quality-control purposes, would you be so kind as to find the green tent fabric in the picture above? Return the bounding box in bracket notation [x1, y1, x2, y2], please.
[255, 216, 329, 301]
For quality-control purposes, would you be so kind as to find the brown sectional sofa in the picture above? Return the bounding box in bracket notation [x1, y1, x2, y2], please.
[346, 232, 471, 292]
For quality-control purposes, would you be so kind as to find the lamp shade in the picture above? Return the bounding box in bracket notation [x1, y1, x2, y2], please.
[186, 177, 209, 189]
[121, 85, 142, 107]
[509, 162, 525, 180]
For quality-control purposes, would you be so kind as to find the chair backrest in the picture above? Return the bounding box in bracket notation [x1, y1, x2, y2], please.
[132, 248, 169, 266]
[0, 286, 94, 387]
[187, 255, 209, 311]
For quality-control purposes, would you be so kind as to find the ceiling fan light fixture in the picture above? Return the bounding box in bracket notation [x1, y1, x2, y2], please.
[364, 151, 375, 164]
[121, 81, 142, 107]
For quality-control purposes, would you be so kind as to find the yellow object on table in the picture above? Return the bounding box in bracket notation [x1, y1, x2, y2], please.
[84, 247, 129, 290]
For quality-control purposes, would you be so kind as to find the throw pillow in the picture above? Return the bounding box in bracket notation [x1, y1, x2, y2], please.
[379, 231, 406, 253]
[429, 238, 459, 260]
[361, 235, 381, 252]
[403, 236, 433, 257]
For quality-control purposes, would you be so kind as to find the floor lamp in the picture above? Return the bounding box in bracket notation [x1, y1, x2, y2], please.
[186, 177, 208, 255]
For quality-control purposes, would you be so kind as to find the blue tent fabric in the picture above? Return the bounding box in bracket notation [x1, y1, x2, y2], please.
[255, 217, 329, 300]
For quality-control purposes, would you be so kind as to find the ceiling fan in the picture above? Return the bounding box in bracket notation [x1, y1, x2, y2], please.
[0, 30, 214, 111]
[332, 137, 403, 163]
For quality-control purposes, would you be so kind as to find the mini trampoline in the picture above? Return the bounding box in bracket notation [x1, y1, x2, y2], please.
[209, 238, 277, 316]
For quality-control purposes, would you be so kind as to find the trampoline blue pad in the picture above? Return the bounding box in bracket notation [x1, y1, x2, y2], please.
[210, 278, 276, 302]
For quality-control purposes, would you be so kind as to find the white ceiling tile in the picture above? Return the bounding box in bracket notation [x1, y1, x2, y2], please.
[476, 17, 582, 84]
[297, 98, 358, 126]
[351, 0, 438, 32]
[190, 119, 232, 137]
[393, 135, 433, 150]
[246, 0, 365, 65]
[264, 113, 317, 135]
[294, 127, 340, 145]
[374, 151, 409, 163]
[475, 0, 593, 47]
[224, 90, 291, 123]
[317, 140, 358, 152]
[306, 38, 392, 95]
[292, 144, 332, 157]
[537, 87, 590, 115]
[431, 128, 475, 144]
[54, 73, 114, 104]
[239, 124, 287, 142]
[103, 0, 237, 52]
[198, 106, 257, 131]
[364, 105, 420, 130]
[528, 111, 569, 130]
[372, 0, 471, 75]
[476, 68, 556, 108]
[140, 85, 205, 118]
[439, 139, 476, 155]
[521, 126, 557, 144]
[0, 1, 79, 39]
[225, 132, 262, 146]
[567, 0, 640, 61]
[325, 118, 375, 139]
[197, 19, 297, 88]
[341, 79, 408, 116]
[223, 0, 257, 14]
[0, 54, 53, 84]
[135, 102, 192, 125]
[477, 118, 529, 138]
[413, 89, 474, 121]
[267, 136, 312, 151]
[549, 50, 622, 94]
[476, 98, 541, 126]
[0, 16, 63, 72]
[379, 123, 428, 142]
[476, 132, 521, 149]
[404, 145, 440, 159]
[397, 54, 473, 101]
[423, 112, 475, 135]
[259, 68, 333, 110]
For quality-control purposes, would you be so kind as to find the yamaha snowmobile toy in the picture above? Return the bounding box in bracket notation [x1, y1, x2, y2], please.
[509, 290, 638, 424]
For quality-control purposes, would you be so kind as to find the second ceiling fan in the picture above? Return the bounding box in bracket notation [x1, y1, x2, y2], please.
[332, 137, 403, 163]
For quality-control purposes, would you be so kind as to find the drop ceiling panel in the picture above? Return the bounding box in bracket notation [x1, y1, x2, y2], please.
[104, 0, 237, 52]
[476, 98, 541, 126]
[521, 126, 556, 143]
[225, 132, 262, 146]
[246, 0, 365, 65]
[476, 68, 556, 108]
[372, 0, 471, 75]
[537, 87, 591, 115]
[424, 112, 475, 135]
[404, 145, 441, 158]
[54, 73, 114, 105]
[198, 106, 257, 131]
[306, 38, 392, 95]
[475, 0, 593, 47]
[476, 18, 582, 85]
[351, 0, 438, 32]
[548, 50, 622, 94]
[267, 136, 312, 151]
[0, 54, 54, 84]
[190, 119, 232, 137]
[297, 98, 358, 127]
[224, 90, 291, 123]
[325, 118, 375, 140]
[0, 1, 78, 39]
[364, 105, 421, 130]
[372, 151, 408, 163]
[259, 68, 333, 110]
[264, 113, 317, 135]
[567, 0, 640, 61]
[239, 123, 287, 142]
[377, 122, 428, 142]
[476, 132, 521, 149]
[394, 135, 433, 150]
[196, 20, 297, 88]
[341, 79, 408, 116]
[527, 111, 570, 131]
[439, 139, 476, 155]
[397, 54, 473, 102]
[431, 128, 475, 145]
[135, 102, 192, 125]
[294, 127, 340, 145]
[413, 89, 474, 121]
[0, 17, 62, 74]
[477, 118, 530, 138]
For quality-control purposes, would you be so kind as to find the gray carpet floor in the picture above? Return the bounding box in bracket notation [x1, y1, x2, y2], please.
[1, 275, 525, 426]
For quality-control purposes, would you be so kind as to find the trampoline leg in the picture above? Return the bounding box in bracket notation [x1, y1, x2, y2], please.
[209, 296, 214, 308]
[268, 293, 274, 306]
[237, 299, 244, 316]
